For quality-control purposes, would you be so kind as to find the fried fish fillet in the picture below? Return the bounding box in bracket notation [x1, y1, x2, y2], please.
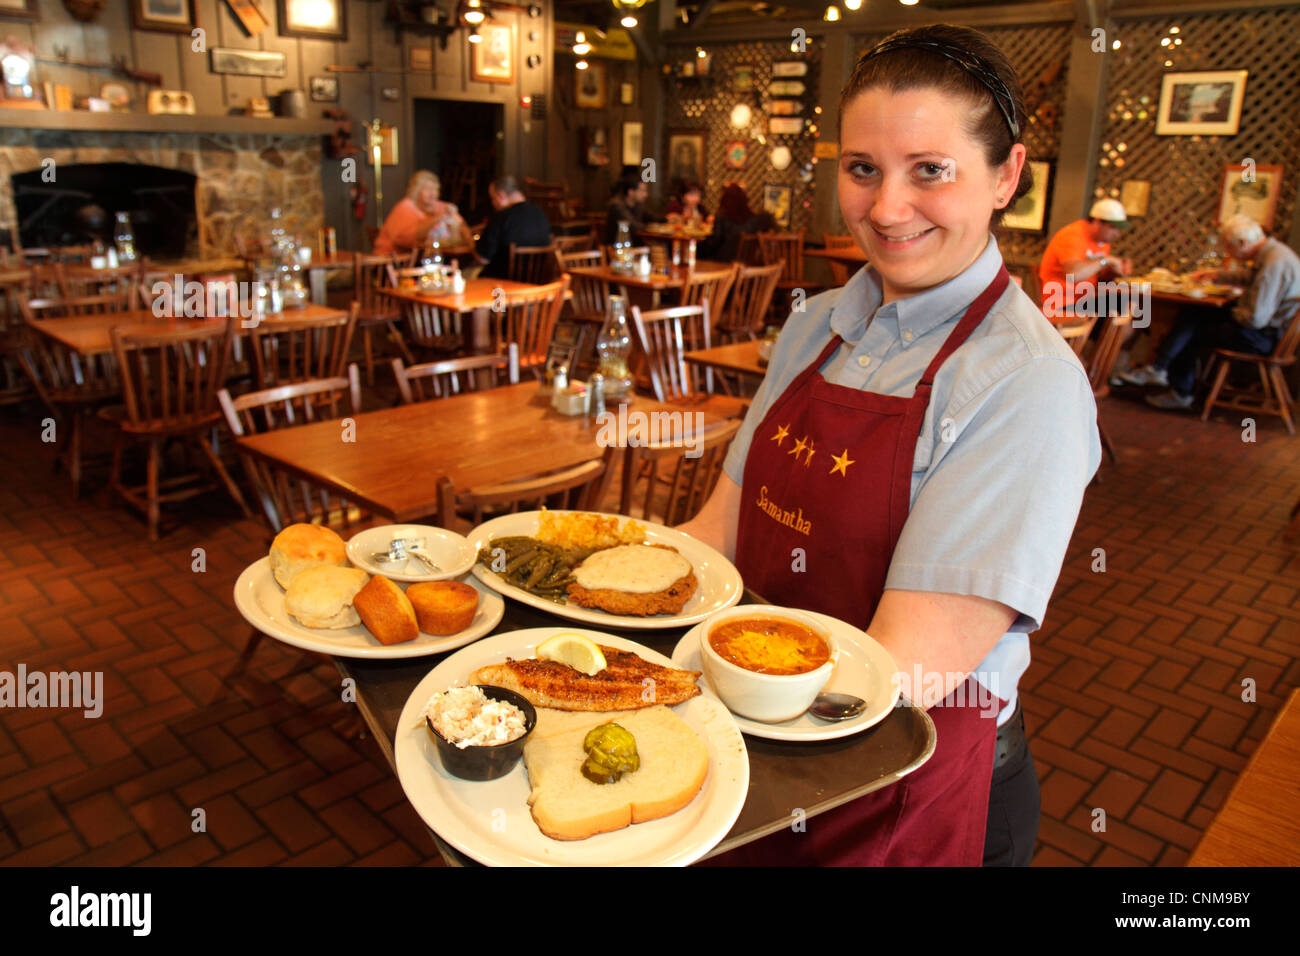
[470, 646, 701, 711]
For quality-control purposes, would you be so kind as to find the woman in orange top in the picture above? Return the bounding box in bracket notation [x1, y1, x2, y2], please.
[373, 171, 469, 256]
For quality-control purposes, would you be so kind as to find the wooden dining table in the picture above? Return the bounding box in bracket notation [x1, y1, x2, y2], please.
[31, 303, 347, 356]
[301, 250, 357, 305]
[333, 588, 936, 866]
[382, 278, 544, 351]
[567, 261, 731, 311]
[235, 381, 724, 523]
[684, 340, 767, 382]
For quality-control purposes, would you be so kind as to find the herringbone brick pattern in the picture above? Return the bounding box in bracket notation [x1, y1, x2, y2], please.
[0, 383, 1296, 866]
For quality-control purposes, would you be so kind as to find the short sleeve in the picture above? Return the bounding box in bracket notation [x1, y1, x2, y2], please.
[884, 356, 1101, 631]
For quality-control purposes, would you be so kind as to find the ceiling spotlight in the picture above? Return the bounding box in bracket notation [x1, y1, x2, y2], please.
[621, 15, 637, 27]
[845, 0, 861, 8]
[464, 10, 485, 24]
[899, 0, 919, 5]
[468, 28, 482, 43]
[824, 5, 840, 21]
[576, 59, 589, 70]
[573, 31, 591, 55]
[696, 47, 706, 58]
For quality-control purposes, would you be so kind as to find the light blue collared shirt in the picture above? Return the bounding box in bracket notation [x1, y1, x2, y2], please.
[725, 236, 1102, 724]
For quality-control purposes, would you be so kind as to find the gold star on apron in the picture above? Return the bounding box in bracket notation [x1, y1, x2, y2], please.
[803, 442, 815, 467]
[829, 449, 855, 477]
[788, 435, 809, 461]
[771, 423, 790, 446]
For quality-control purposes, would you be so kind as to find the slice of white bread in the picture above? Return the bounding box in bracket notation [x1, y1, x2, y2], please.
[523, 704, 708, 841]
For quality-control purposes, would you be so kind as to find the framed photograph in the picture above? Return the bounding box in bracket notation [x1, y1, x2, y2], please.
[365, 124, 398, 166]
[762, 184, 793, 229]
[223, 0, 269, 35]
[574, 61, 606, 109]
[131, 0, 194, 32]
[622, 122, 643, 167]
[1156, 70, 1248, 136]
[211, 48, 286, 78]
[1001, 160, 1052, 232]
[1218, 163, 1282, 231]
[471, 22, 514, 84]
[619, 82, 635, 106]
[773, 61, 808, 78]
[278, 0, 346, 41]
[0, 0, 40, 19]
[724, 140, 748, 170]
[667, 130, 706, 188]
[582, 127, 610, 168]
[732, 65, 755, 92]
[309, 75, 338, 103]
[410, 47, 433, 72]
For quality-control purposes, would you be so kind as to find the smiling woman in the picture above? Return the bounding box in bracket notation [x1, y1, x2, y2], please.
[679, 24, 1101, 869]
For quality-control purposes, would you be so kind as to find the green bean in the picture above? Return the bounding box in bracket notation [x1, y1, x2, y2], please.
[504, 548, 538, 574]
[525, 556, 555, 589]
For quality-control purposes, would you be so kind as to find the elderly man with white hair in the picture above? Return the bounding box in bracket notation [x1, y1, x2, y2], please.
[1122, 214, 1300, 409]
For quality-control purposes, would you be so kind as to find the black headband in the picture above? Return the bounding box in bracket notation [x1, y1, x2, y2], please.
[859, 35, 1021, 140]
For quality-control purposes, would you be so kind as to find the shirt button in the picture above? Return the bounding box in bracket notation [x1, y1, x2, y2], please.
[857, 355, 871, 368]
[903, 330, 914, 342]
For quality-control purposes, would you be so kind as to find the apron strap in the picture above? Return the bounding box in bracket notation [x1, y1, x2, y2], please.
[918, 266, 1011, 389]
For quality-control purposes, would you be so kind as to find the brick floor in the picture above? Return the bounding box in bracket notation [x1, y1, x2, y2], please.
[0, 379, 1297, 867]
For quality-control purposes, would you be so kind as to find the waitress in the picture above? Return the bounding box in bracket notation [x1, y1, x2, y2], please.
[681, 24, 1100, 866]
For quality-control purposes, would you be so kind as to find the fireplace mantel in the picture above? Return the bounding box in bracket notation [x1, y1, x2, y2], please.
[0, 108, 334, 138]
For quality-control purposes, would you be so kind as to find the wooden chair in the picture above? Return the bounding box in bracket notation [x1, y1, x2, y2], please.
[58, 261, 142, 299]
[716, 262, 783, 344]
[821, 234, 861, 287]
[218, 367, 366, 533]
[104, 319, 250, 540]
[736, 233, 764, 266]
[0, 268, 33, 406]
[391, 345, 520, 403]
[353, 253, 408, 385]
[556, 253, 609, 375]
[759, 231, 824, 317]
[555, 233, 592, 254]
[17, 294, 133, 496]
[435, 444, 617, 532]
[1085, 312, 1133, 466]
[1056, 317, 1097, 360]
[1201, 306, 1300, 436]
[679, 264, 737, 316]
[495, 276, 570, 375]
[560, 248, 607, 270]
[249, 302, 358, 388]
[508, 242, 562, 284]
[620, 418, 742, 525]
[630, 302, 749, 419]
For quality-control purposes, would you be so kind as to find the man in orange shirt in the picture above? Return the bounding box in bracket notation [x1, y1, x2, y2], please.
[1038, 198, 1133, 319]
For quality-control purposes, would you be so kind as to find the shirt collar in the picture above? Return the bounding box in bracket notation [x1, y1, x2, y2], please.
[830, 235, 1004, 344]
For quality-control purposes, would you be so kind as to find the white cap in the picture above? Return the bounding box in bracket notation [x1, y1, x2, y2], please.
[1089, 198, 1132, 228]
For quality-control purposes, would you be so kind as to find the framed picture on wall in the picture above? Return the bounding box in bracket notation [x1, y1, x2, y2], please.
[211, 48, 287, 78]
[667, 130, 706, 188]
[1001, 160, 1052, 232]
[622, 122, 644, 166]
[278, 0, 346, 41]
[472, 22, 515, 84]
[309, 75, 338, 102]
[131, 0, 193, 32]
[1218, 163, 1282, 231]
[1156, 70, 1248, 136]
[724, 140, 748, 170]
[575, 62, 606, 108]
[762, 184, 792, 229]
[0, 0, 39, 20]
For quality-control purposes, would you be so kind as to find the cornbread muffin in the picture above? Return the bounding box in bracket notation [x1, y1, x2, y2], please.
[269, 524, 349, 588]
[353, 575, 420, 645]
[406, 581, 480, 635]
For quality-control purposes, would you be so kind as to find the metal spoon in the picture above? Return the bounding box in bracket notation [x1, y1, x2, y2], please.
[808, 692, 868, 721]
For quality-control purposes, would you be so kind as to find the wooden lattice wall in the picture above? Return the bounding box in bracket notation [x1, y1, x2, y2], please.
[1097, 8, 1300, 270]
[661, 39, 823, 233]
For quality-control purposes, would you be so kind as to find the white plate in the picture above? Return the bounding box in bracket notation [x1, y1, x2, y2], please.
[671, 610, 901, 741]
[467, 511, 743, 630]
[394, 628, 749, 866]
[346, 524, 477, 582]
[232, 558, 503, 659]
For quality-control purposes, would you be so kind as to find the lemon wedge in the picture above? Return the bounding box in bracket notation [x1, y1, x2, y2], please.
[536, 632, 607, 676]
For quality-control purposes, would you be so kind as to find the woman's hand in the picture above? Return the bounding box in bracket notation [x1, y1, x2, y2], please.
[868, 589, 1016, 711]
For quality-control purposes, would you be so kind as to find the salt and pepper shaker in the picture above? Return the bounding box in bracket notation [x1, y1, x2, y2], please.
[588, 373, 605, 416]
[686, 239, 697, 268]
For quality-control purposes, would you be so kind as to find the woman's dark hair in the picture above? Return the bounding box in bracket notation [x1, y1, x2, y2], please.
[839, 24, 1032, 225]
[612, 173, 642, 199]
[716, 183, 754, 224]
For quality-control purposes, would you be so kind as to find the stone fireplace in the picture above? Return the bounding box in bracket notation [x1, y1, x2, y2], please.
[0, 128, 325, 261]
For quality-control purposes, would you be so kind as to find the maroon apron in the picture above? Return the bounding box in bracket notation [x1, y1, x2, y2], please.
[707, 267, 1011, 867]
